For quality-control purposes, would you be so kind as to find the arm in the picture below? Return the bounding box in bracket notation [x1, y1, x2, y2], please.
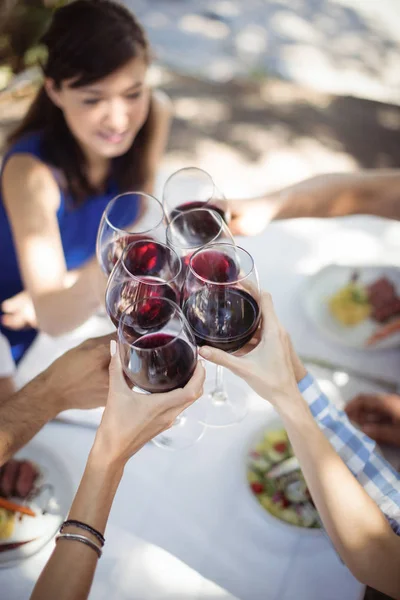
[0, 334, 16, 404]
[200, 293, 400, 598]
[0, 334, 113, 465]
[31, 450, 123, 600]
[30, 344, 205, 600]
[0, 370, 62, 465]
[2, 155, 103, 336]
[297, 373, 400, 527]
[279, 395, 400, 597]
[229, 170, 400, 235]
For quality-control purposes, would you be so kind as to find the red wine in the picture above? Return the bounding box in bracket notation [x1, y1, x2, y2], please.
[170, 202, 227, 246]
[106, 278, 178, 329]
[102, 236, 157, 275]
[190, 250, 239, 282]
[183, 287, 260, 353]
[171, 201, 227, 223]
[125, 333, 196, 393]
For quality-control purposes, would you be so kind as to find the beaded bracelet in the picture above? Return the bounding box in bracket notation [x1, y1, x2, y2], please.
[60, 520, 105, 546]
[56, 533, 102, 558]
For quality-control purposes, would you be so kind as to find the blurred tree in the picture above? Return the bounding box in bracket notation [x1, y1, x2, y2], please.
[0, 0, 69, 74]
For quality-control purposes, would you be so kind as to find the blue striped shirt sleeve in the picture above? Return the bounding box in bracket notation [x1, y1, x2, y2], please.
[298, 372, 400, 534]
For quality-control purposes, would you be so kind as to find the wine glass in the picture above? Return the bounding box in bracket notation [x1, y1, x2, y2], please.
[182, 243, 261, 427]
[105, 240, 182, 329]
[118, 297, 206, 449]
[97, 192, 166, 275]
[166, 208, 234, 275]
[163, 167, 230, 224]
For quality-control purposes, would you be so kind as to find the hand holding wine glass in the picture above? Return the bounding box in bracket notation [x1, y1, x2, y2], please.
[118, 297, 206, 448]
[94, 340, 206, 464]
[198, 292, 306, 405]
[182, 243, 261, 426]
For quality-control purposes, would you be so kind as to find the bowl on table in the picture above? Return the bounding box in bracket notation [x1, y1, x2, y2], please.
[244, 418, 322, 535]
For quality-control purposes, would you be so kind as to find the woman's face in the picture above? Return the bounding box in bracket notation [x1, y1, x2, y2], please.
[46, 57, 150, 159]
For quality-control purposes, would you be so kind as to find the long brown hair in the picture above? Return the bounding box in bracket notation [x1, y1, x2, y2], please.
[8, 0, 153, 205]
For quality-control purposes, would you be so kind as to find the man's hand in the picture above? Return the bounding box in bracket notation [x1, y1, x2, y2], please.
[229, 196, 277, 236]
[46, 334, 115, 413]
[345, 393, 400, 446]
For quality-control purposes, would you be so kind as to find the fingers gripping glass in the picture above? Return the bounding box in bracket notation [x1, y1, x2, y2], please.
[182, 243, 261, 427]
[118, 297, 206, 449]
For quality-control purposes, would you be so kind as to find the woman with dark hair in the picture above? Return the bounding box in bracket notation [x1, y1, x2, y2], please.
[0, 0, 172, 363]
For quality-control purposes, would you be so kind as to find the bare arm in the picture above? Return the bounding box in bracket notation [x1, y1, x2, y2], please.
[30, 349, 205, 600]
[0, 377, 16, 406]
[230, 170, 400, 235]
[0, 334, 113, 465]
[280, 394, 400, 597]
[0, 370, 63, 465]
[270, 171, 400, 220]
[200, 293, 400, 598]
[30, 451, 123, 600]
[2, 155, 104, 336]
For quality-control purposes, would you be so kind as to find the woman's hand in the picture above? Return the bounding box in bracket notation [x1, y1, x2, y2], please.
[93, 341, 205, 466]
[1, 290, 37, 330]
[199, 292, 306, 406]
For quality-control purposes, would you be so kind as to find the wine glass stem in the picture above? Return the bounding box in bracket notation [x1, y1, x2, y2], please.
[211, 365, 228, 404]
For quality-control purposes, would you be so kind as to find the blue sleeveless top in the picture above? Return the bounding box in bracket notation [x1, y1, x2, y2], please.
[0, 131, 138, 364]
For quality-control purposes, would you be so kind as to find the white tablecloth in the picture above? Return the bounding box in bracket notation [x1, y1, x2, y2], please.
[3, 215, 400, 600]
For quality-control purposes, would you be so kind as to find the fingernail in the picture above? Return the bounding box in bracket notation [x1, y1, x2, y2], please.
[199, 358, 206, 368]
[200, 347, 210, 358]
[110, 340, 117, 357]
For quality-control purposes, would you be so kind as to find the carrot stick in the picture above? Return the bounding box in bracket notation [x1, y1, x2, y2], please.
[0, 497, 35, 517]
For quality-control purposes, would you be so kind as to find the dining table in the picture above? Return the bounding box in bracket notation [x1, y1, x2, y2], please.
[2, 214, 400, 600]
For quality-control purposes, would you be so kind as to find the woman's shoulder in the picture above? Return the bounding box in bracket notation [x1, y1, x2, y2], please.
[2, 143, 60, 213]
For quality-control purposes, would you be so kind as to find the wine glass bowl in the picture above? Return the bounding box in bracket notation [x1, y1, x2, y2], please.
[105, 240, 182, 329]
[163, 167, 229, 224]
[166, 208, 235, 275]
[183, 243, 261, 353]
[118, 297, 197, 394]
[182, 243, 261, 427]
[97, 192, 166, 275]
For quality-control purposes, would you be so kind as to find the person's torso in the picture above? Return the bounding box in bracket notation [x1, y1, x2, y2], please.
[0, 130, 121, 361]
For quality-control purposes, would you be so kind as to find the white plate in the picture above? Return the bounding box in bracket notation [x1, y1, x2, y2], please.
[0, 440, 74, 567]
[244, 418, 322, 536]
[302, 264, 400, 349]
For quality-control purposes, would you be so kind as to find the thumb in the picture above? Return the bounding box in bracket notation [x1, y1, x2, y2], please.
[108, 340, 129, 392]
[199, 345, 245, 376]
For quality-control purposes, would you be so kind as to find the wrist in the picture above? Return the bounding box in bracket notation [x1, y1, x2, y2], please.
[274, 389, 310, 421]
[91, 428, 141, 472]
[88, 440, 126, 479]
[29, 368, 66, 418]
